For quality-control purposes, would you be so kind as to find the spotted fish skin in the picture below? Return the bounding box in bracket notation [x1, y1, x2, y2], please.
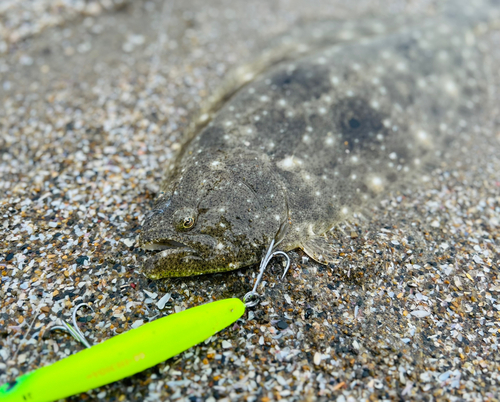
[140, 1, 498, 278]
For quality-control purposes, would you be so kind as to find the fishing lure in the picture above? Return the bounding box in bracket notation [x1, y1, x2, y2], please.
[0, 242, 289, 402]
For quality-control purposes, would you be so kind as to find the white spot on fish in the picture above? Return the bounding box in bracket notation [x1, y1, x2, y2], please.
[444, 79, 458, 96]
[339, 30, 354, 40]
[308, 224, 315, 236]
[396, 61, 407, 71]
[416, 130, 432, 146]
[381, 51, 392, 59]
[277, 156, 302, 171]
[368, 175, 384, 193]
[244, 72, 255, 81]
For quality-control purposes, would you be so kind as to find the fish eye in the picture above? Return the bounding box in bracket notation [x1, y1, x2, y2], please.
[182, 217, 195, 229]
[173, 207, 197, 232]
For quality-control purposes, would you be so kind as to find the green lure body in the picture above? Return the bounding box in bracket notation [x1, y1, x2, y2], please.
[0, 298, 245, 402]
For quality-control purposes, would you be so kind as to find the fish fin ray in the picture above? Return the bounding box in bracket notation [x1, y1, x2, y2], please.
[300, 236, 339, 265]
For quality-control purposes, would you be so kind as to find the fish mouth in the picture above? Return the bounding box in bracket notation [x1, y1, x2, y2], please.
[140, 235, 221, 278]
[142, 239, 192, 251]
[141, 238, 200, 262]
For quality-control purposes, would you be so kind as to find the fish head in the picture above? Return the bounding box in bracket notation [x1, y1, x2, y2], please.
[139, 154, 288, 278]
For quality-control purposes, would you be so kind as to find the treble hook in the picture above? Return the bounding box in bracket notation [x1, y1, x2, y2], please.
[243, 239, 291, 308]
[48, 303, 93, 349]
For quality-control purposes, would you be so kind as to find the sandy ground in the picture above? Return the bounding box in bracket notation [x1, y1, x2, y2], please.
[1, 0, 499, 401]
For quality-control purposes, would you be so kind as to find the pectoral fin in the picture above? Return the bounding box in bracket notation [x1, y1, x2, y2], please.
[299, 236, 339, 265]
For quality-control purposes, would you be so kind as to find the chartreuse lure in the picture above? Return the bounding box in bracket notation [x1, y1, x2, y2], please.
[0, 241, 290, 402]
[0, 298, 245, 402]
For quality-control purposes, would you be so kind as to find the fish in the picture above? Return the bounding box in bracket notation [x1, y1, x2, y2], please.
[139, 0, 500, 278]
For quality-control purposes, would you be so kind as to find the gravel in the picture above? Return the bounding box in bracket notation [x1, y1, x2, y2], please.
[1, 0, 499, 401]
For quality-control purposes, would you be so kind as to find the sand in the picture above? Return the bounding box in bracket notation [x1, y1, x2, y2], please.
[1, 0, 499, 400]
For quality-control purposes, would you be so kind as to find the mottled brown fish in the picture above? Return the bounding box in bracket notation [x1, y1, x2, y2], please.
[139, 1, 499, 278]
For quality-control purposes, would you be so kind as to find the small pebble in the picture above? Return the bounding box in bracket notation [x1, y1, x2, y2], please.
[276, 320, 289, 329]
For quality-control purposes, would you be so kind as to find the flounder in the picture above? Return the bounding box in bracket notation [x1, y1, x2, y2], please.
[140, 0, 499, 278]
